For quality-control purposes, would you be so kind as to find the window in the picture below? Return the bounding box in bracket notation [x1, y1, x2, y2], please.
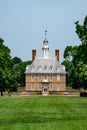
[49, 65, 53, 70]
[38, 84, 42, 90]
[57, 67, 60, 72]
[38, 75, 41, 80]
[38, 65, 42, 71]
[44, 65, 47, 70]
[31, 84, 34, 90]
[57, 84, 60, 91]
[31, 74, 34, 81]
[44, 74, 47, 79]
[57, 74, 60, 81]
[50, 75, 52, 81]
[50, 84, 52, 90]
[31, 66, 34, 71]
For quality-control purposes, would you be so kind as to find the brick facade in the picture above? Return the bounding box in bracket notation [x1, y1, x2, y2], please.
[25, 73, 66, 95]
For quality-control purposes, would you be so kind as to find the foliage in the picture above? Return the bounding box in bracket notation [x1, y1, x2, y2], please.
[0, 38, 24, 95]
[12, 60, 32, 87]
[0, 38, 12, 95]
[0, 38, 11, 69]
[11, 56, 22, 65]
[62, 15, 87, 89]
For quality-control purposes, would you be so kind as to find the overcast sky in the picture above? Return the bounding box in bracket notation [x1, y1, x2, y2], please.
[0, 0, 87, 62]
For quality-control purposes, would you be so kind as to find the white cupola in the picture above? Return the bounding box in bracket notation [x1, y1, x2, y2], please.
[42, 30, 49, 58]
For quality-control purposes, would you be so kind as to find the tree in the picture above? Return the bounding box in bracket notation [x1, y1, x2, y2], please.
[11, 57, 22, 65]
[63, 15, 87, 89]
[0, 38, 11, 96]
[12, 60, 32, 87]
[0, 37, 32, 96]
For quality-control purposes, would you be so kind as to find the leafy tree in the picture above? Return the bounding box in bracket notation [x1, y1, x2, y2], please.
[0, 38, 12, 96]
[11, 57, 22, 65]
[63, 15, 87, 89]
[12, 60, 32, 87]
[0, 37, 32, 96]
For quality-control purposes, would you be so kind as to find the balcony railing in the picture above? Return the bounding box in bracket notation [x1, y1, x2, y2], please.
[42, 79, 49, 83]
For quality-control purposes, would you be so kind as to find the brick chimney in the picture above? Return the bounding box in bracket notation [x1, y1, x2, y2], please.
[55, 50, 59, 61]
[32, 49, 36, 61]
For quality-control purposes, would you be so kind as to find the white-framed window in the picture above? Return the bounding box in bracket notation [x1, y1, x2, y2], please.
[44, 74, 47, 79]
[44, 65, 47, 70]
[57, 67, 60, 72]
[31, 84, 34, 90]
[49, 65, 53, 70]
[31, 66, 34, 71]
[50, 74, 52, 81]
[38, 84, 42, 90]
[57, 74, 60, 81]
[50, 84, 53, 90]
[38, 65, 42, 71]
[31, 74, 34, 81]
[57, 84, 60, 91]
[38, 75, 42, 81]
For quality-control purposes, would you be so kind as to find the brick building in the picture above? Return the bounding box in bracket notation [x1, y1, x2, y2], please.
[25, 32, 66, 95]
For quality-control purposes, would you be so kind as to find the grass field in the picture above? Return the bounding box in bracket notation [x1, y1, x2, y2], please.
[0, 96, 87, 130]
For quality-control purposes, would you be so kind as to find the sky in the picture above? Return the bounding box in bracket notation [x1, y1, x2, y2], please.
[0, 0, 87, 62]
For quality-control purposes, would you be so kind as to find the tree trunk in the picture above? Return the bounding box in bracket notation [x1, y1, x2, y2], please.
[1, 91, 3, 96]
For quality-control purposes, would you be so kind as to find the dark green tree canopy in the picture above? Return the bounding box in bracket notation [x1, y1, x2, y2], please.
[62, 15, 87, 89]
[0, 38, 11, 69]
[12, 57, 22, 65]
[0, 38, 11, 95]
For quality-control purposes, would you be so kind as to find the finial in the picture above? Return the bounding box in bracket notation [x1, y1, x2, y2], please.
[45, 30, 47, 40]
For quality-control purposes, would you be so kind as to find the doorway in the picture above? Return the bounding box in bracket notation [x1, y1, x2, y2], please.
[43, 88, 48, 95]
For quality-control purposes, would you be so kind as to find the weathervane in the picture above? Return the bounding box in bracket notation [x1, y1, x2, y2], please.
[45, 30, 47, 40]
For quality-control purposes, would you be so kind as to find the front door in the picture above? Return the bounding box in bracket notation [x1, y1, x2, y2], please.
[43, 88, 48, 95]
[42, 84, 49, 95]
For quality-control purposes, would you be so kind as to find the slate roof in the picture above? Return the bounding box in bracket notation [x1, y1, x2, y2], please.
[25, 57, 66, 74]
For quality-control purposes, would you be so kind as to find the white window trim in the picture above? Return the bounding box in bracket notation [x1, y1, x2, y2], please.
[38, 65, 42, 71]
[38, 75, 42, 81]
[49, 65, 53, 71]
[31, 74, 34, 81]
[57, 84, 60, 91]
[57, 68, 60, 72]
[31, 84, 34, 90]
[50, 84, 53, 91]
[44, 74, 48, 80]
[44, 65, 47, 70]
[50, 74, 52, 81]
[57, 74, 60, 81]
[38, 84, 42, 90]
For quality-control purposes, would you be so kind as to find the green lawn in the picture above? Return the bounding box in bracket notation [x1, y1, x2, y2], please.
[0, 96, 87, 130]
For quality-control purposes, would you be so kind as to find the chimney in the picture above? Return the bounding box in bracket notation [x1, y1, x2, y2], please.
[32, 49, 36, 61]
[55, 50, 59, 61]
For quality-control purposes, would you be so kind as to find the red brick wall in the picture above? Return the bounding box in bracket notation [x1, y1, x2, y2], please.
[25, 74, 66, 92]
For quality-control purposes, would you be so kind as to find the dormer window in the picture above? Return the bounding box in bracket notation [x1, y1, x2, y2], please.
[31, 66, 34, 71]
[57, 67, 60, 72]
[44, 65, 47, 70]
[49, 65, 53, 70]
[38, 65, 42, 71]
[26, 66, 29, 70]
